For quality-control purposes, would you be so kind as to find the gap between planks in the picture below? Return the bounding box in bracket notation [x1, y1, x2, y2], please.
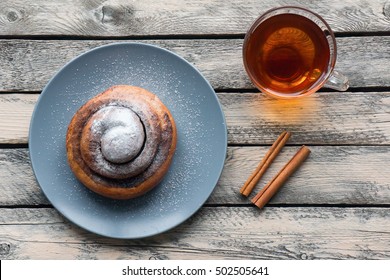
[2, 31, 390, 41]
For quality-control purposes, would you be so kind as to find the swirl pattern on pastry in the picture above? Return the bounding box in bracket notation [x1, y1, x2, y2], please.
[66, 85, 177, 199]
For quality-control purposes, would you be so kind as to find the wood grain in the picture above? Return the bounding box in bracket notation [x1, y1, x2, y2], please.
[0, 94, 36, 144]
[1, 0, 390, 36]
[1, 39, 244, 91]
[0, 207, 389, 259]
[221, 92, 390, 145]
[1, 0, 390, 262]
[1, 37, 390, 92]
[215, 146, 390, 205]
[1, 146, 389, 206]
[0, 149, 48, 205]
[1, 92, 389, 145]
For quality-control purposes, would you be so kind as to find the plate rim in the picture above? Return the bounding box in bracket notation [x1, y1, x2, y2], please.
[28, 42, 228, 239]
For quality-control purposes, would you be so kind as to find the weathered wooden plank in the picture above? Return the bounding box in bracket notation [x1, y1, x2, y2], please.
[0, 207, 389, 259]
[1, 146, 390, 206]
[221, 92, 390, 145]
[1, 39, 245, 91]
[214, 146, 390, 205]
[0, 149, 48, 205]
[1, 0, 390, 36]
[0, 94, 36, 144]
[1, 92, 390, 145]
[1, 37, 390, 92]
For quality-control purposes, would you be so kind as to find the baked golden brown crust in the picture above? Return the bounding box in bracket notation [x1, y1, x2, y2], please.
[66, 85, 177, 199]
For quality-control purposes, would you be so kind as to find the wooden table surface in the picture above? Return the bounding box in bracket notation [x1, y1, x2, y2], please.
[1, 0, 390, 260]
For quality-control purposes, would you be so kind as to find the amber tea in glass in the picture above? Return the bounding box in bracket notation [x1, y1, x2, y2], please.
[243, 7, 349, 99]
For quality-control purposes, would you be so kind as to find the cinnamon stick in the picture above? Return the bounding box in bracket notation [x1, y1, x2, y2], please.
[240, 131, 291, 197]
[252, 145, 311, 209]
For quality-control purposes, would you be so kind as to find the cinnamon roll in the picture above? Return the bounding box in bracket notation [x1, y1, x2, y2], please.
[66, 85, 177, 199]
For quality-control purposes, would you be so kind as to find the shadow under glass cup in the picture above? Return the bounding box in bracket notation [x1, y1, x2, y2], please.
[243, 6, 349, 99]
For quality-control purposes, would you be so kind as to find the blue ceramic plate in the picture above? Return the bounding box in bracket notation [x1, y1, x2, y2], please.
[29, 43, 227, 239]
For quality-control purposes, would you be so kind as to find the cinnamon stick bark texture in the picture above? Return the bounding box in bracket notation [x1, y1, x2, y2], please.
[240, 131, 291, 196]
[252, 145, 311, 209]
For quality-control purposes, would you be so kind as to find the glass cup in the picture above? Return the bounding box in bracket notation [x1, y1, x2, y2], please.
[243, 6, 349, 99]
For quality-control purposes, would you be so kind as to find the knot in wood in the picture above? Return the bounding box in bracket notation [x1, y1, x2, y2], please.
[0, 242, 11, 255]
[7, 11, 18, 22]
[97, 4, 136, 26]
[149, 254, 168, 260]
[383, 1, 390, 18]
[5, 8, 23, 23]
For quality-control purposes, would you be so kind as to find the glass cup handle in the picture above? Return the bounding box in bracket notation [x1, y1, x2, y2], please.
[324, 70, 349, 91]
